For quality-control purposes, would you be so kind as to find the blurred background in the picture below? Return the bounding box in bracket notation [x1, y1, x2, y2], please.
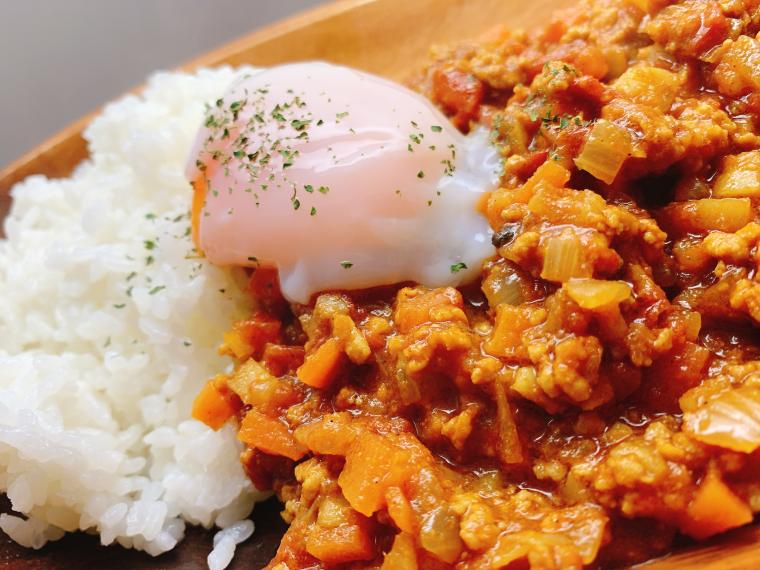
[0, 0, 323, 167]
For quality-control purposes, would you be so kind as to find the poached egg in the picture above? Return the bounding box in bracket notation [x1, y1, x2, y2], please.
[188, 62, 499, 303]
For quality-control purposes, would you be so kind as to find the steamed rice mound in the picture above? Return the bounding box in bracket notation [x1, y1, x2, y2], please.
[0, 67, 263, 559]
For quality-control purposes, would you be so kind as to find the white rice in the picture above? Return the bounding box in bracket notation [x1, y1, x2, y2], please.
[0, 67, 264, 566]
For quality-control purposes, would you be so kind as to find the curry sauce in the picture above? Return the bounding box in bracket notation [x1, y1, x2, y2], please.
[193, 0, 760, 567]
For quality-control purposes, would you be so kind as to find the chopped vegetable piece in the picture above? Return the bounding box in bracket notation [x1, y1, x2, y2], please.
[541, 231, 584, 283]
[338, 432, 419, 516]
[222, 313, 281, 361]
[238, 409, 307, 461]
[306, 523, 376, 564]
[574, 119, 632, 184]
[613, 66, 681, 112]
[306, 497, 376, 563]
[681, 471, 753, 539]
[385, 487, 416, 534]
[331, 313, 371, 364]
[713, 151, 760, 197]
[683, 385, 760, 453]
[228, 359, 300, 413]
[482, 261, 528, 307]
[713, 34, 760, 96]
[565, 278, 632, 309]
[659, 198, 752, 235]
[394, 287, 466, 334]
[419, 506, 464, 563]
[484, 305, 538, 360]
[431, 68, 484, 128]
[525, 160, 571, 193]
[294, 413, 359, 456]
[494, 381, 523, 463]
[297, 337, 344, 389]
[191, 376, 238, 430]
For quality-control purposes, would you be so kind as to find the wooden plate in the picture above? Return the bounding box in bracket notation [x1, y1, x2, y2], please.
[0, 0, 757, 568]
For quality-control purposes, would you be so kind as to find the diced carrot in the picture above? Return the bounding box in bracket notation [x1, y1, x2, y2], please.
[381, 533, 418, 570]
[265, 507, 320, 569]
[385, 486, 416, 534]
[261, 344, 305, 376]
[647, 0, 728, 58]
[394, 287, 466, 334]
[339, 432, 418, 516]
[294, 413, 358, 456]
[431, 68, 484, 129]
[191, 376, 238, 430]
[524, 160, 571, 194]
[238, 409, 307, 461]
[514, 151, 550, 180]
[222, 312, 282, 361]
[681, 471, 753, 539]
[487, 162, 571, 227]
[548, 41, 609, 79]
[297, 337, 344, 389]
[306, 523, 376, 564]
[483, 304, 535, 360]
[361, 316, 393, 350]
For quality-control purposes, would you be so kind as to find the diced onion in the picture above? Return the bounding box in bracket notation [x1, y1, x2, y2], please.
[574, 119, 632, 184]
[495, 381, 523, 463]
[713, 151, 760, 198]
[613, 66, 681, 112]
[565, 278, 632, 310]
[683, 386, 760, 453]
[693, 198, 752, 232]
[419, 507, 463, 564]
[541, 231, 583, 283]
[482, 262, 527, 307]
[658, 198, 753, 235]
[228, 359, 274, 405]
